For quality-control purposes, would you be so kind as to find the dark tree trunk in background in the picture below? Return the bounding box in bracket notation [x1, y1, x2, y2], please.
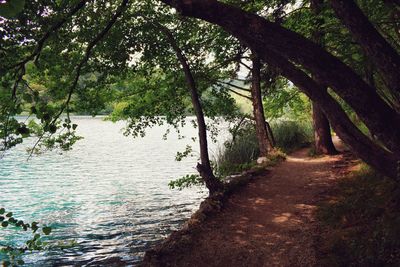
[258, 48, 399, 179]
[265, 121, 275, 147]
[159, 25, 223, 195]
[312, 102, 338, 155]
[250, 53, 274, 157]
[311, 0, 338, 155]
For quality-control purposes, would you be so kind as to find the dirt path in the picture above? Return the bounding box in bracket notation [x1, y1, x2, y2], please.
[145, 142, 356, 267]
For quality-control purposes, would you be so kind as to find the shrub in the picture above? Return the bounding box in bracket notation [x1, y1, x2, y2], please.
[214, 120, 311, 177]
[271, 120, 313, 152]
[317, 164, 400, 266]
[214, 123, 260, 177]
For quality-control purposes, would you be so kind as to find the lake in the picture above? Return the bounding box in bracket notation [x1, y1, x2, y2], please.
[0, 117, 227, 266]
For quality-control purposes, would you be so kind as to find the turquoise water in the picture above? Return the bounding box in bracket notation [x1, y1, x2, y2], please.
[0, 117, 224, 266]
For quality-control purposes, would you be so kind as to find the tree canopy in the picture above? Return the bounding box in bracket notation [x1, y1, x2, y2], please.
[1, 0, 399, 185]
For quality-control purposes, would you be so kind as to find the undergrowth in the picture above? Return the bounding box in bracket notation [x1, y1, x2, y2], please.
[317, 164, 400, 266]
[169, 120, 309, 189]
[271, 120, 313, 153]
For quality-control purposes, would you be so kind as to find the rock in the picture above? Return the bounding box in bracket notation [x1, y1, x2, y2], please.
[257, 157, 268, 164]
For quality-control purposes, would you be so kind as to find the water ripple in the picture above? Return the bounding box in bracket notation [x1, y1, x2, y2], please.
[0, 117, 229, 266]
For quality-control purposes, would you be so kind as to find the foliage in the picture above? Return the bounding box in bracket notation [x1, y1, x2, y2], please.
[263, 83, 312, 121]
[271, 120, 313, 153]
[215, 122, 260, 177]
[0, 208, 52, 266]
[0, 0, 25, 19]
[317, 165, 400, 266]
[168, 174, 203, 190]
[175, 145, 194, 162]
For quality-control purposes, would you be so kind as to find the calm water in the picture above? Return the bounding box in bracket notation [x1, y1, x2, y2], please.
[0, 117, 226, 266]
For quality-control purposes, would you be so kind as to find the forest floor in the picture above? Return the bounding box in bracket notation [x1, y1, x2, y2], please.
[143, 139, 359, 267]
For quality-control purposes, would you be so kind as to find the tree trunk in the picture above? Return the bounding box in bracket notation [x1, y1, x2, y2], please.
[265, 121, 275, 147]
[257, 48, 399, 180]
[311, 0, 338, 155]
[250, 53, 274, 157]
[312, 102, 338, 155]
[158, 24, 224, 194]
[160, 0, 400, 155]
[330, 0, 400, 96]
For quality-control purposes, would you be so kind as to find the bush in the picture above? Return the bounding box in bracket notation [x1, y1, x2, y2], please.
[214, 120, 312, 177]
[271, 120, 313, 152]
[317, 164, 400, 266]
[214, 123, 260, 177]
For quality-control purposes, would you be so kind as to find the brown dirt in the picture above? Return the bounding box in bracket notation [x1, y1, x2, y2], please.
[143, 140, 357, 267]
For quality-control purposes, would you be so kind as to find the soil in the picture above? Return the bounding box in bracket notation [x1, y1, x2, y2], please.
[143, 140, 357, 267]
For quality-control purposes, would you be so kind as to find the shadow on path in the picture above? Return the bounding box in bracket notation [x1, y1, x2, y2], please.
[150, 139, 355, 267]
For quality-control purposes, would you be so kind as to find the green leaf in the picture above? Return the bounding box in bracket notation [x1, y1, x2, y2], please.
[1, 221, 9, 227]
[0, 0, 25, 18]
[0, 208, 5, 214]
[42, 226, 52, 235]
[49, 124, 57, 133]
[5, 212, 12, 218]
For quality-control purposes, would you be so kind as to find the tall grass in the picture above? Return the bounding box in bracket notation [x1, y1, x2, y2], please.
[271, 120, 313, 152]
[214, 120, 313, 177]
[214, 123, 259, 177]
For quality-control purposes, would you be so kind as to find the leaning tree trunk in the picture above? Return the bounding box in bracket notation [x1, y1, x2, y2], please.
[161, 0, 400, 179]
[250, 53, 274, 157]
[158, 25, 223, 194]
[160, 0, 400, 155]
[257, 48, 399, 180]
[311, 0, 338, 155]
[330, 0, 400, 96]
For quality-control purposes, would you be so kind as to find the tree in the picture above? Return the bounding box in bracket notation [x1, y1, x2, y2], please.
[160, 0, 400, 180]
[1, 0, 399, 180]
[157, 24, 224, 194]
[310, 0, 337, 155]
[250, 52, 275, 156]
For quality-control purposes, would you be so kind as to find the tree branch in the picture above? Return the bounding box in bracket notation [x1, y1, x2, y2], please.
[53, 0, 130, 122]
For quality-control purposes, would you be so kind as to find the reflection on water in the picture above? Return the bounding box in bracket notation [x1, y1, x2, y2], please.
[0, 117, 225, 266]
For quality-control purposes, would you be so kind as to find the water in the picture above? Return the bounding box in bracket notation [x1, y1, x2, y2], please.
[0, 117, 226, 266]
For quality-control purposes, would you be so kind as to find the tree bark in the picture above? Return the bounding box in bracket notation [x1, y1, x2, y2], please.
[312, 102, 338, 155]
[330, 0, 400, 96]
[310, 0, 338, 155]
[158, 25, 224, 194]
[250, 53, 274, 157]
[265, 121, 275, 147]
[257, 48, 399, 180]
[160, 0, 400, 155]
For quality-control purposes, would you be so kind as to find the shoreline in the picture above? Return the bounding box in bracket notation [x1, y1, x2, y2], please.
[140, 166, 273, 266]
[140, 143, 355, 267]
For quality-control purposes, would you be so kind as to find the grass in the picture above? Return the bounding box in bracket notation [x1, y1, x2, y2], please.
[317, 164, 400, 266]
[214, 124, 260, 177]
[170, 120, 312, 189]
[214, 120, 310, 177]
[271, 120, 313, 153]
